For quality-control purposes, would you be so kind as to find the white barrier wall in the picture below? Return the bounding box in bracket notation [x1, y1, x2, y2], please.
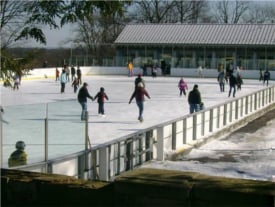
[21, 67, 274, 80]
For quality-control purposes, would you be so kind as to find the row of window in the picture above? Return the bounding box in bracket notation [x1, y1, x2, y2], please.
[117, 46, 275, 71]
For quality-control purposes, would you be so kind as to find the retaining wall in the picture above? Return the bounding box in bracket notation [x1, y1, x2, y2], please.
[2, 168, 274, 207]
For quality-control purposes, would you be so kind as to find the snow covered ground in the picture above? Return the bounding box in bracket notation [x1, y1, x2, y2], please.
[1, 75, 274, 181]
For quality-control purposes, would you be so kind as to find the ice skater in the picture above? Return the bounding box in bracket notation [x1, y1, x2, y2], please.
[188, 84, 202, 114]
[77, 82, 94, 120]
[217, 71, 225, 92]
[72, 77, 80, 93]
[228, 74, 237, 97]
[263, 69, 270, 86]
[94, 87, 109, 116]
[178, 77, 188, 96]
[60, 69, 67, 93]
[135, 74, 145, 88]
[129, 82, 151, 122]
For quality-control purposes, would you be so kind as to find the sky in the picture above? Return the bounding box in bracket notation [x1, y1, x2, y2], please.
[24, 24, 76, 48]
[1, 75, 274, 181]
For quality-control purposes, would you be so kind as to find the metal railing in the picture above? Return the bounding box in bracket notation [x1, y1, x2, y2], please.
[2, 86, 275, 181]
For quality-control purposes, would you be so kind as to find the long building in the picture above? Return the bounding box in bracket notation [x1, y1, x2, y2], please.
[114, 24, 275, 75]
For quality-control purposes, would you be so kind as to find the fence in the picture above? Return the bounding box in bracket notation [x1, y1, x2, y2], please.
[2, 86, 275, 181]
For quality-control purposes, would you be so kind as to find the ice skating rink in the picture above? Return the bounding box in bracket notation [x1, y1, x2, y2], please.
[1, 75, 274, 181]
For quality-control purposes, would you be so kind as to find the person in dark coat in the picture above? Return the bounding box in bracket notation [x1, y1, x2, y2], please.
[228, 74, 237, 97]
[263, 70, 270, 86]
[135, 74, 145, 88]
[129, 82, 150, 122]
[94, 87, 109, 116]
[77, 82, 93, 120]
[188, 84, 202, 114]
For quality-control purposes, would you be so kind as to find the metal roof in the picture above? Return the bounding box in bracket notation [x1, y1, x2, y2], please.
[114, 24, 275, 46]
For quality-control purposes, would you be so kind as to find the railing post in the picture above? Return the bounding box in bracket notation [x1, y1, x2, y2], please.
[245, 96, 249, 115]
[44, 103, 49, 173]
[44, 118, 48, 173]
[172, 122, 176, 150]
[99, 147, 109, 181]
[182, 119, 187, 144]
[156, 127, 164, 161]
[235, 100, 239, 120]
[192, 115, 197, 140]
[216, 106, 220, 129]
[254, 93, 258, 111]
[84, 111, 89, 176]
[209, 109, 213, 132]
[223, 104, 227, 126]
[201, 112, 205, 137]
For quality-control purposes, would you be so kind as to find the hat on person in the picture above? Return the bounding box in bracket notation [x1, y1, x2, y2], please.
[83, 82, 88, 86]
[16, 141, 25, 150]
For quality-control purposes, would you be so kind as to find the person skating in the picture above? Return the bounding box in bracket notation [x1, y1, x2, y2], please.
[72, 77, 80, 93]
[129, 82, 151, 122]
[94, 87, 109, 116]
[77, 66, 82, 85]
[8, 141, 27, 167]
[135, 74, 145, 88]
[178, 77, 188, 96]
[188, 84, 202, 114]
[228, 74, 237, 97]
[77, 82, 93, 120]
[60, 69, 67, 93]
[263, 69, 270, 86]
[217, 71, 225, 92]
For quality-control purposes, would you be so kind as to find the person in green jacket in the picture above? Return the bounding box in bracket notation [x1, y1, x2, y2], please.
[8, 141, 27, 167]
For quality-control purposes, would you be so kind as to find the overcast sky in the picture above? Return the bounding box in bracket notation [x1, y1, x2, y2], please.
[25, 23, 76, 48]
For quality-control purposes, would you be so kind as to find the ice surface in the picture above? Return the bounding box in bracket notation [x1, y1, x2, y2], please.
[1, 75, 274, 181]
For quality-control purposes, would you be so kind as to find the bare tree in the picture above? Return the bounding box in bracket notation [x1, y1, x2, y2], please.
[171, 0, 208, 23]
[243, 2, 275, 23]
[131, 0, 176, 23]
[213, 0, 250, 23]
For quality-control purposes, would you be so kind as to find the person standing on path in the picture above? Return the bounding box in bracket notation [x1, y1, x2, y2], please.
[8, 141, 27, 167]
[129, 82, 151, 122]
[178, 77, 188, 96]
[78, 82, 93, 120]
[94, 87, 109, 116]
[60, 69, 67, 93]
[188, 84, 202, 114]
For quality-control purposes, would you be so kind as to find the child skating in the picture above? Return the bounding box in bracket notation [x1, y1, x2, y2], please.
[94, 87, 109, 116]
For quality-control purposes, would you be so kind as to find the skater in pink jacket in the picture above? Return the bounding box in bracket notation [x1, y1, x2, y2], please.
[178, 78, 188, 96]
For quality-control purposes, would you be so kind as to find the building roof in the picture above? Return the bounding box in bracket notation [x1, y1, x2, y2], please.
[114, 24, 275, 46]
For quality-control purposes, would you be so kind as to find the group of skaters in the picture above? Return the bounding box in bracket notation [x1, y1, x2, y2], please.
[56, 65, 82, 93]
